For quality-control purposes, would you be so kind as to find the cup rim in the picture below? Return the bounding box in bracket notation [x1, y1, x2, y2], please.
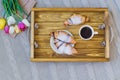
[79, 25, 94, 40]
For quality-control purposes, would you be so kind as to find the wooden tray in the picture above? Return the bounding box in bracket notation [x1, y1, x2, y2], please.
[30, 8, 109, 62]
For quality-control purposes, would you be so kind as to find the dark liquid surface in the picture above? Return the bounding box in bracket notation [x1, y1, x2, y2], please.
[80, 27, 92, 39]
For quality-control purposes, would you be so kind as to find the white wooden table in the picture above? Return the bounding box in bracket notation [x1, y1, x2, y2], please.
[0, 0, 120, 80]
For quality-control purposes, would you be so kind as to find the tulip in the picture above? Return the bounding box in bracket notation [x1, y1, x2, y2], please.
[22, 19, 30, 27]
[4, 26, 9, 33]
[9, 26, 15, 34]
[14, 25, 21, 33]
[7, 16, 16, 26]
[18, 22, 26, 31]
[0, 18, 6, 30]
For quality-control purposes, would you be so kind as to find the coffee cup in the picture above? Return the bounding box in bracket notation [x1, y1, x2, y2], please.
[79, 25, 98, 40]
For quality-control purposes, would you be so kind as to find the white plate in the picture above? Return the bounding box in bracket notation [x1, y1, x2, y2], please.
[50, 30, 74, 54]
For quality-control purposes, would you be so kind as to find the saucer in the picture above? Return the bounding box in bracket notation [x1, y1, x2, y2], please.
[50, 30, 74, 54]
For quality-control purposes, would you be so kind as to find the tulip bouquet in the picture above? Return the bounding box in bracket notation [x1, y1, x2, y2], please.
[0, 0, 30, 37]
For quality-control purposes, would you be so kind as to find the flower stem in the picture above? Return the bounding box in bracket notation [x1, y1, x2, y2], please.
[12, 10, 23, 20]
[5, 0, 13, 15]
[11, 0, 16, 12]
[2, 0, 10, 17]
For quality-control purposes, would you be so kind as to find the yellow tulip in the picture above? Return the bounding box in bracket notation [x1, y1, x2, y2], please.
[14, 25, 21, 33]
[0, 18, 6, 30]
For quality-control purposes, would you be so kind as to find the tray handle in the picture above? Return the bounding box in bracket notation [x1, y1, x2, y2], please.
[99, 23, 113, 44]
[109, 25, 113, 44]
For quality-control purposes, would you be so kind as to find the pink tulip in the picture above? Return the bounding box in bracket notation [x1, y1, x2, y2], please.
[4, 26, 9, 33]
[18, 22, 26, 31]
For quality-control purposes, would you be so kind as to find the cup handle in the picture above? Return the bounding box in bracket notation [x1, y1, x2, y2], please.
[94, 31, 98, 35]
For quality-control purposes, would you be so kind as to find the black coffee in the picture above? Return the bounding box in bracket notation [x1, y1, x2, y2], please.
[80, 27, 92, 39]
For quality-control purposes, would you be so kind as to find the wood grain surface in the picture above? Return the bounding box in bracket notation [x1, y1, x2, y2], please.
[31, 8, 109, 61]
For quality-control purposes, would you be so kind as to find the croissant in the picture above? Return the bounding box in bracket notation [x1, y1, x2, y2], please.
[50, 30, 78, 55]
[64, 14, 89, 27]
[51, 30, 76, 44]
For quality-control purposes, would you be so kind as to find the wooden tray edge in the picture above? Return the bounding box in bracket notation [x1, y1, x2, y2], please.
[31, 8, 108, 12]
[30, 58, 109, 62]
[31, 11, 35, 58]
[104, 9, 109, 58]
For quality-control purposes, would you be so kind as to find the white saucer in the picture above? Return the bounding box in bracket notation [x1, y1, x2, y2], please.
[50, 30, 74, 54]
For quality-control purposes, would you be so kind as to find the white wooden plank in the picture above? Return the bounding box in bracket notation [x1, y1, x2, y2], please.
[63, 0, 73, 7]
[67, 63, 78, 80]
[70, 0, 83, 7]
[50, 0, 66, 7]
[48, 63, 58, 80]
[103, 62, 115, 80]
[55, 63, 71, 80]
[73, 63, 89, 80]
[93, 62, 109, 80]
[85, 63, 96, 80]
[0, 32, 22, 80]
[42, 0, 53, 7]
[36, 63, 52, 80]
